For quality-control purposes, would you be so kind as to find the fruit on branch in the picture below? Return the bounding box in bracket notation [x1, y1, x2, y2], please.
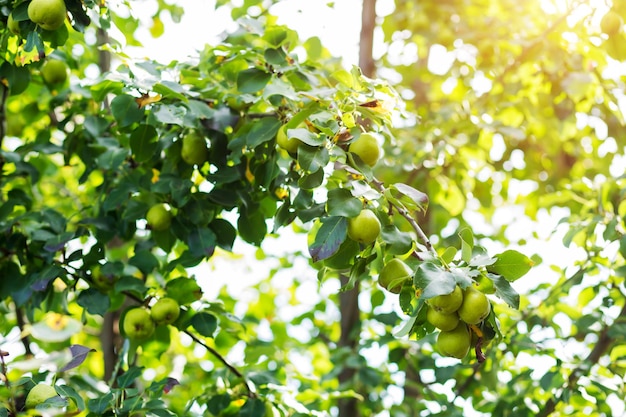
[151, 297, 181, 325]
[41, 59, 69, 86]
[378, 258, 412, 293]
[276, 125, 303, 154]
[458, 286, 491, 325]
[348, 132, 381, 167]
[146, 203, 172, 231]
[426, 307, 460, 331]
[427, 285, 463, 314]
[27, 0, 67, 31]
[347, 208, 381, 244]
[181, 131, 209, 166]
[91, 265, 117, 293]
[437, 322, 471, 359]
[122, 308, 155, 340]
[601, 10, 623, 36]
[7, 13, 20, 36]
[25, 383, 58, 409]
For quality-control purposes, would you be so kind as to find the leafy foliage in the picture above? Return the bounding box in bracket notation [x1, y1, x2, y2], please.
[0, 0, 624, 416]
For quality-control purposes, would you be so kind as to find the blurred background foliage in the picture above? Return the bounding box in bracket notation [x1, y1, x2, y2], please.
[0, 0, 625, 416]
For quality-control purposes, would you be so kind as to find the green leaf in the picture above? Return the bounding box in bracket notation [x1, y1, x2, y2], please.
[117, 366, 143, 388]
[389, 183, 429, 213]
[187, 228, 217, 258]
[298, 145, 329, 173]
[77, 289, 110, 316]
[246, 117, 281, 148]
[153, 81, 188, 101]
[414, 262, 456, 299]
[237, 68, 272, 93]
[486, 250, 534, 281]
[152, 104, 187, 125]
[239, 398, 266, 417]
[56, 385, 85, 411]
[237, 208, 267, 246]
[129, 250, 159, 275]
[298, 168, 324, 190]
[87, 392, 114, 414]
[287, 127, 324, 146]
[130, 124, 158, 162]
[458, 227, 474, 263]
[381, 225, 414, 255]
[111, 94, 145, 127]
[487, 273, 520, 309]
[165, 277, 203, 305]
[191, 312, 218, 337]
[0, 62, 30, 95]
[326, 188, 362, 218]
[210, 219, 237, 251]
[309, 216, 347, 262]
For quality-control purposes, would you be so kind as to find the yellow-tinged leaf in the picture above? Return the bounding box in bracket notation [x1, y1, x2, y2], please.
[245, 158, 255, 183]
[135, 93, 162, 108]
[151, 168, 160, 183]
[274, 187, 288, 200]
[150, 16, 164, 38]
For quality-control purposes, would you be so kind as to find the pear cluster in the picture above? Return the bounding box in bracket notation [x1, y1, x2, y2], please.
[427, 285, 491, 359]
[122, 298, 181, 341]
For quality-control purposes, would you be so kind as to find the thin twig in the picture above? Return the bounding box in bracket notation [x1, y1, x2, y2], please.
[370, 178, 438, 256]
[183, 330, 256, 397]
[0, 349, 17, 415]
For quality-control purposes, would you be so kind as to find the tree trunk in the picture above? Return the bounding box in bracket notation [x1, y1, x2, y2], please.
[359, 0, 377, 78]
[337, 274, 361, 417]
[336, 3, 378, 416]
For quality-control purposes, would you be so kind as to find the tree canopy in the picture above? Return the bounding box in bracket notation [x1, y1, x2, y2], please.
[0, 0, 625, 416]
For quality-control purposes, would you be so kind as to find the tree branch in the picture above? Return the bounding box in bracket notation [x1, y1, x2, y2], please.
[370, 178, 437, 257]
[183, 330, 256, 397]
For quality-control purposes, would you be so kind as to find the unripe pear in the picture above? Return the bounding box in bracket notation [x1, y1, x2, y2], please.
[276, 125, 303, 154]
[28, 0, 67, 31]
[347, 209, 381, 244]
[349, 133, 381, 167]
[426, 307, 460, 331]
[122, 308, 155, 340]
[427, 285, 463, 314]
[151, 297, 180, 325]
[378, 258, 412, 293]
[25, 383, 58, 409]
[181, 131, 208, 166]
[458, 286, 491, 325]
[437, 322, 471, 359]
[146, 203, 172, 231]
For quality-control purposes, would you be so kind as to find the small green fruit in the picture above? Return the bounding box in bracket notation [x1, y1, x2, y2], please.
[276, 125, 303, 154]
[437, 322, 471, 359]
[91, 265, 117, 293]
[349, 133, 381, 167]
[41, 59, 69, 86]
[146, 203, 172, 231]
[426, 307, 460, 331]
[347, 209, 381, 244]
[28, 0, 67, 31]
[7, 13, 21, 36]
[181, 131, 208, 166]
[458, 286, 491, 325]
[601, 10, 623, 36]
[122, 308, 155, 340]
[378, 258, 412, 293]
[151, 297, 180, 325]
[427, 285, 463, 314]
[25, 383, 58, 409]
